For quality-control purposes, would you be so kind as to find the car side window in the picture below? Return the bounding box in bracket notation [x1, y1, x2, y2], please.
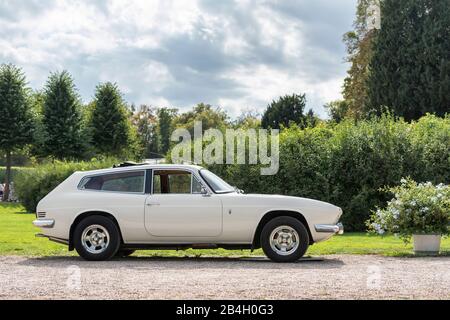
[153, 174, 161, 194]
[153, 170, 203, 194]
[79, 171, 145, 193]
[192, 176, 203, 194]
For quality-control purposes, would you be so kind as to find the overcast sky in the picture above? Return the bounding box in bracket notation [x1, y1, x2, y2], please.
[0, 0, 356, 118]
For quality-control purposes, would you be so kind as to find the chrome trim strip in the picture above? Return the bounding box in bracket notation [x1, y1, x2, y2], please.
[315, 222, 344, 234]
[32, 219, 55, 228]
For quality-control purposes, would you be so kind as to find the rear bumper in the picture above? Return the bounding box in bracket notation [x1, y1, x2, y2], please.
[314, 222, 344, 235]
[32, 219, 55, 228]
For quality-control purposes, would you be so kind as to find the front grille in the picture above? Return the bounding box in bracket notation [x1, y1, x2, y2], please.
[37, 212, 46, 218]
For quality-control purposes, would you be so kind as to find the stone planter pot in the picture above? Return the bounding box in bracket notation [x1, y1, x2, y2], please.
[413, 234, 441, 254]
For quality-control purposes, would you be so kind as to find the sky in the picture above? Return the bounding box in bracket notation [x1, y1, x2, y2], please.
[0, 0, 357, 118]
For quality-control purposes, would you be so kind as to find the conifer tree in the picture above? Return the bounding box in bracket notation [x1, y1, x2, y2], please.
[157, 107, 177, 155]
[0, 64, 34, 201]
[89, 82, 131, 156]
[41, 71, 84, 159]
[368, 0, 450, 120]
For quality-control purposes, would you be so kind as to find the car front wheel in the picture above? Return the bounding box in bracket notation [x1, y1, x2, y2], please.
[261, 216, 309, 262]
[74, 215, 121, 261]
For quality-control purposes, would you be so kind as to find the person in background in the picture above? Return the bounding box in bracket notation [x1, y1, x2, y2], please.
[0, 183, 4, 201]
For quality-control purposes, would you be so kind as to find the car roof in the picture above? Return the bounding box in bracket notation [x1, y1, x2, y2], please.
[75, 163, 204, 176]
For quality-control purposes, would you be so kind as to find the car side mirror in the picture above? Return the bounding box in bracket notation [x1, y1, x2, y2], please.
[201, 187, 211, 197]
[234, 186, 244, 194]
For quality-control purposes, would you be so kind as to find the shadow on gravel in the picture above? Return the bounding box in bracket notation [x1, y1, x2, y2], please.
[16, 255, 345, 270]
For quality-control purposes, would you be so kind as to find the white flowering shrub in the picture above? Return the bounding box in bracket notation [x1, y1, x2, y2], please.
[368, 178, 450, 242]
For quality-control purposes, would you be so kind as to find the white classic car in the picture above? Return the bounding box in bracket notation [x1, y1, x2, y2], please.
[33, 163, 343, 262]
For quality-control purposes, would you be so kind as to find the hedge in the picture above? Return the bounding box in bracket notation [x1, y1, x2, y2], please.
[14, 158, 118, 213]
[207, 114, 450, 231]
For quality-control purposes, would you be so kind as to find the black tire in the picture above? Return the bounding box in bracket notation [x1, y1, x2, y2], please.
[74, 215, 121, 261]
[115, 249, 135, 257]
[260, 216, 309, 262]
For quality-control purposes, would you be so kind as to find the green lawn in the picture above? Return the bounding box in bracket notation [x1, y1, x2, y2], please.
[1, 202, 449, 257]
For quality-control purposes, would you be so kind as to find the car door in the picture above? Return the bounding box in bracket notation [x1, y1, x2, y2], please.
[144, 169, 223, 238]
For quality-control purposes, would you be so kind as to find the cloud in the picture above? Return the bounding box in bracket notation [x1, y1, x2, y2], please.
[0, 0, 356, 117]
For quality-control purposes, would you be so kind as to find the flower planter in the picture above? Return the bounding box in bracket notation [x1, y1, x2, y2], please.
[413, 234, 441, 254]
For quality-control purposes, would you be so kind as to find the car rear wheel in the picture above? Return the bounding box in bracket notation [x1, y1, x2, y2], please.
[261, 216, 309, 262]
[74, 215, 120, 261]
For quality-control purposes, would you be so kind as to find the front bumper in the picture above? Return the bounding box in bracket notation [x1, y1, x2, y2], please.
[32, 219, 55, 228]
[314, 222, 344, 235]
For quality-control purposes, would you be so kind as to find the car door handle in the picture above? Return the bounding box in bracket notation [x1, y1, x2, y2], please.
[146, 202, 160, 206]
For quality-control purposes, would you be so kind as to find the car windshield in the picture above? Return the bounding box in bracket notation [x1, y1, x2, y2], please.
[199, 169, 235, 194]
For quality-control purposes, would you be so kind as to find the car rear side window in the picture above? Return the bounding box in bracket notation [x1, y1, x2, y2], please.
[79, 171, 145, 193]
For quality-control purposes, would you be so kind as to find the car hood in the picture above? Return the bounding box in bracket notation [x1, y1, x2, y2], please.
[244, 193, 338, 208]
[220, 192, 342, 222]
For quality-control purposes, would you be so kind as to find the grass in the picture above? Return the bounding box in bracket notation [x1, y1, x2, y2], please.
[1, 202, 449, 257]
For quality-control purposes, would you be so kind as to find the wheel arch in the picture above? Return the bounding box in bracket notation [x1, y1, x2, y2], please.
[69, 210, 124, 251]
[252, 210, 314, 249]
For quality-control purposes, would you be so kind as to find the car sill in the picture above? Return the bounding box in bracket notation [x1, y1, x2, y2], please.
[36, 233, 69, 245]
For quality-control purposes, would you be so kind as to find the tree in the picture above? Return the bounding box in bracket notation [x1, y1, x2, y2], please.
[88, 82, 131, 157]
[325, 100, 351, 123]
[368, 0, 450, 120]
[0, 64, 34, 201]
[304, 109, 321, 128]
[342, 0, 380, 119]
[261, 94, 308, 129]
[233, 110, 261, 129]
[131, 105, 160, 158]
[157, 107, 178, 155]
[174, 103, 229, 134]
[41, 71, 84, 160]
[28, 90, 46, 158]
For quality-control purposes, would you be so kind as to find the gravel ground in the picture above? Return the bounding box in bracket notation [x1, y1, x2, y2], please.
[0, 255, 449, 300]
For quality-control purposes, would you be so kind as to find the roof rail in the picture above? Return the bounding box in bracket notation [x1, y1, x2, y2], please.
[112, 161, 147, 168]
[112, 159, 197, 168]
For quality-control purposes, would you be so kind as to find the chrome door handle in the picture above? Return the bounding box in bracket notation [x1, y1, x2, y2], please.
[146, 202, 160, 206]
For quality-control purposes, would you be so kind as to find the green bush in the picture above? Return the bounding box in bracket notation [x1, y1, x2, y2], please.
[325, 115, 414, 230]
[14, 158, 118, 213]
